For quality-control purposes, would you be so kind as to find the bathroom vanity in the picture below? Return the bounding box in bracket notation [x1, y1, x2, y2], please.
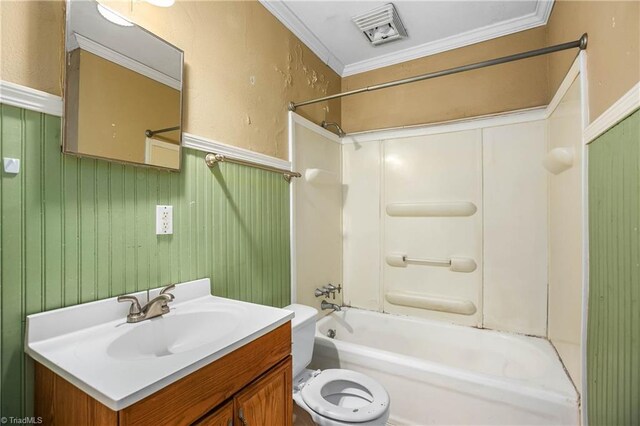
[26, 279, 294, 425]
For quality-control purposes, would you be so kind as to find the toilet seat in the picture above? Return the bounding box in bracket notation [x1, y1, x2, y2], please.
[300, 369, 389, 423]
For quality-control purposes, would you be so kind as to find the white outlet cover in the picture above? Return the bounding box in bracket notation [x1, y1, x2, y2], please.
[156, 205, 173, 235]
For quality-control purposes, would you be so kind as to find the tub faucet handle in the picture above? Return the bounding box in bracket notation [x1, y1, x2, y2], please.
[326, 283, 342, 299]
[315, 288, 329, 298]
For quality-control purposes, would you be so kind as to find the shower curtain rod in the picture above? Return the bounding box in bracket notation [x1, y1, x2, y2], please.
[288, 33, 588, 111]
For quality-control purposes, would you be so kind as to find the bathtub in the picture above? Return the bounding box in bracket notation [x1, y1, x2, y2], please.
[311, 308, 579, 425]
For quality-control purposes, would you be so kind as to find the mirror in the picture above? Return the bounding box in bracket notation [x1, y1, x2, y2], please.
[64, 0, 184, 170]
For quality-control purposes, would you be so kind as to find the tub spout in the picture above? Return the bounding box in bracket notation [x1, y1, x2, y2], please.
[321, 300, 341, 312]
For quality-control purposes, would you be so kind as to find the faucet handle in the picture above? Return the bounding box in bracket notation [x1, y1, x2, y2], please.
[315, 288, 329, 298]
[326, 283, 342, 299]
[117, 295, 142, 315]
[326, 283, 342, 293]
[160, 284, 176, 301]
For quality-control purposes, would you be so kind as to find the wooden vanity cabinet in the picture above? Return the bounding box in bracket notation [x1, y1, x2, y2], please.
[193, 400, 234, 426]
[195, 357, 292, 426]
[234, 356, 292, 426]
[35, 322, 292, 426]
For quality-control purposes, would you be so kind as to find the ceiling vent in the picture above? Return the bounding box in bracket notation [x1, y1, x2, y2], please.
[352, 3, 408, 47]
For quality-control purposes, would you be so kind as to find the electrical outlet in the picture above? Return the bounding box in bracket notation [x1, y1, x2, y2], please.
[156, 205, 173, 235]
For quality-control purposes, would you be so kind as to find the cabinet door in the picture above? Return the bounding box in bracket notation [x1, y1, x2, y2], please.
[234, 356, 292, 426]
[194, 400, 234, 426]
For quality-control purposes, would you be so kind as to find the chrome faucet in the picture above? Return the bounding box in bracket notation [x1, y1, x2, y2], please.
[315, 283, 342, 299]
[117, 284, 176, 323]
[315, 287, 330, 298]
[321, 300, 341, 312]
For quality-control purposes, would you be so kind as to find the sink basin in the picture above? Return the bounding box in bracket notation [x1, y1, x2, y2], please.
[25, 278, 294, 410]
[107, 311, 240, 360]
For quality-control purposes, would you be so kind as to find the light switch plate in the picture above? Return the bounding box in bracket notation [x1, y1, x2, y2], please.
[156, 205, 173, 235]
[4, 158, 20, 174]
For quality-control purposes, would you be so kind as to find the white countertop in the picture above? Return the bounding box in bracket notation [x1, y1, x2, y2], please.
[25, 278, 293, 411]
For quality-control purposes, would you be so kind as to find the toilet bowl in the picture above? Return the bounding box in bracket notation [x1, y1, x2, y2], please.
[293, 368, 390, 425]
[285, 304, 390, 426]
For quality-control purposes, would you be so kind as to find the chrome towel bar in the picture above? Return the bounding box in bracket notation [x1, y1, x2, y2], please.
[205, 153, 301, 182]
[386, 253, 477, 273]
[404, 255, 450, 266]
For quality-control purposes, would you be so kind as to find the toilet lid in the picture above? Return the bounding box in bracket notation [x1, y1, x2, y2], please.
[300, 369, 389, 423]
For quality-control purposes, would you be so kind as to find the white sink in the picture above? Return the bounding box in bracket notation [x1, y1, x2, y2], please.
[106, 310, 241, 360]
[25, 278, 293, 411]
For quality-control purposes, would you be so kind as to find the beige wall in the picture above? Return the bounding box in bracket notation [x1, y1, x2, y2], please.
[1, 1, 638, 153]
[547, 0, 640, 123]
[0, 1, 341, 160]
[341, 1, 640, 133]
[0, 0, 64, 96]
[340, 27, 549, 133]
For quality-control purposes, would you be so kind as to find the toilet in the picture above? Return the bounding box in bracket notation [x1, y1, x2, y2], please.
[285, 304, 390, 426]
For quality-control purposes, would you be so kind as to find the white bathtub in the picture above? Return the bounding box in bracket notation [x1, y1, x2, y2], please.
[311, 308, 579, 425]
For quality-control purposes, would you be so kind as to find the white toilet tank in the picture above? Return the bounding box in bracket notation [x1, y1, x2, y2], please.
[284, 304, 318, 378]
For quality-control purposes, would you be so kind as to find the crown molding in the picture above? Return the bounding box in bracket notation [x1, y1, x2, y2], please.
[584, 82, 640, 144]
[341, 0, 554, 76]
[258, 0, 345, 75]
[183, 132, 292, 171]
[261, 0, 553, 78]
[0, 81, 63, 116]
[74, 34, 181, 90]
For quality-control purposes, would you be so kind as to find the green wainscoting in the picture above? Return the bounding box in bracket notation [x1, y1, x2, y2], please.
[588, 109, 639, 426]
[0, 103, 291, 417]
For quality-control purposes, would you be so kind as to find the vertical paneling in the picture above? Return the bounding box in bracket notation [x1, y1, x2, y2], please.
[482, 121, 548, 336]
[0, 104, 291, 418]
[1, 103, 24, 418]
[588, 109, 639, 425]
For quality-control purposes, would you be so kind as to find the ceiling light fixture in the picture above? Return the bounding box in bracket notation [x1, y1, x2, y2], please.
[352, 3, 407, 46]
[97, 4, 134, 27]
